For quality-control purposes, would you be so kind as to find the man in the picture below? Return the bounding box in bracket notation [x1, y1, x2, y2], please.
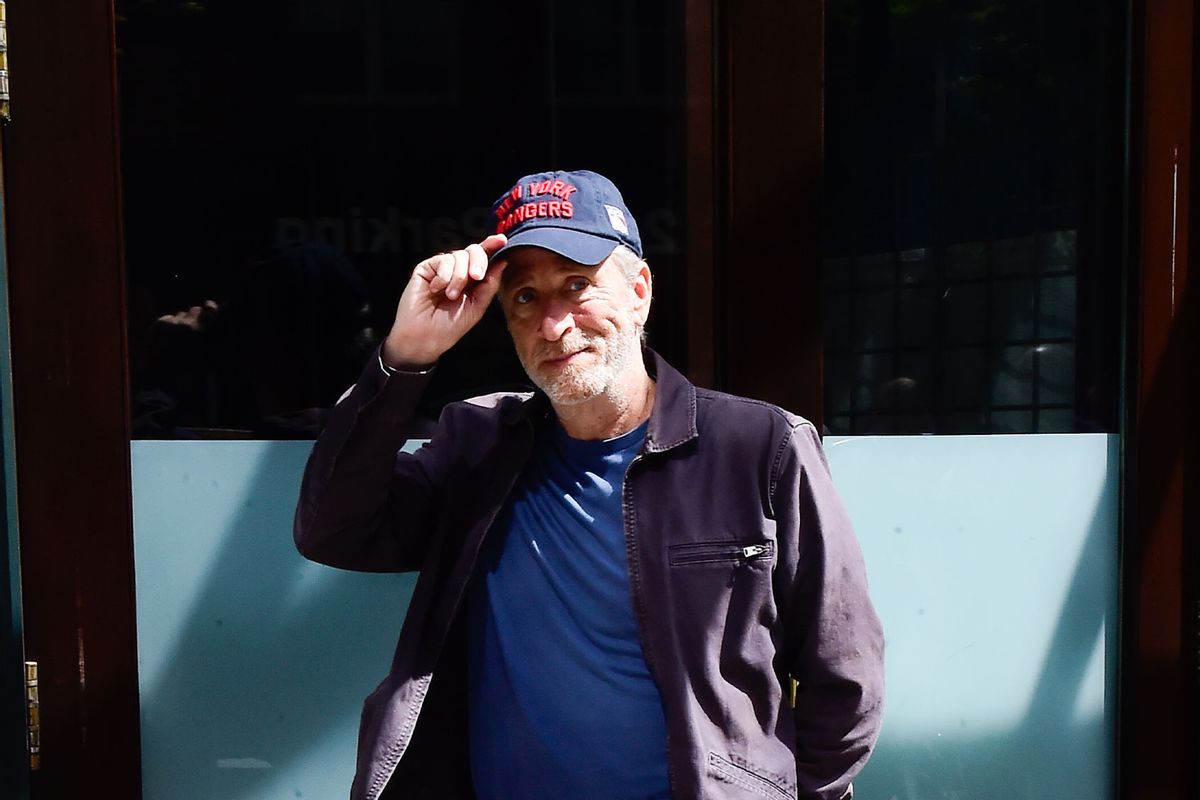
[295, 169, 884, 800]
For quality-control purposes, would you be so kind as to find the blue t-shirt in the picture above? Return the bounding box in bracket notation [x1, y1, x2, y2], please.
[467, 418, 670, 800]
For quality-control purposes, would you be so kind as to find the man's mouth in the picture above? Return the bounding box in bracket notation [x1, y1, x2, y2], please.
[541, 348, 589, 368]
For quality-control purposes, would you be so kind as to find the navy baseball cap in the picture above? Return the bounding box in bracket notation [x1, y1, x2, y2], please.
[489, 169, 642, 264]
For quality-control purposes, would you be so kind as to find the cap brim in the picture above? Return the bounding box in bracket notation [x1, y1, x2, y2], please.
[490, 228, 619, 266]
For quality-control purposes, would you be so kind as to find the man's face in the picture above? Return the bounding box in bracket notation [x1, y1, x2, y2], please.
[497, 247, 650, 406]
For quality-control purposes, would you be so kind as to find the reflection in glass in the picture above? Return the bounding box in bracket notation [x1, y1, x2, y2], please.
[119, 0, 686, 439]
[823, 0, 1124, 434]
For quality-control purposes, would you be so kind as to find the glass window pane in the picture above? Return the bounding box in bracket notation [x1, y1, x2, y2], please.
[823, 0, 1124, 434]
[121, 0, 687, 440]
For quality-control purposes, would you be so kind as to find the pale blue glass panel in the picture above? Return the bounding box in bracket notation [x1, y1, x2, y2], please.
[131, 441, 421, 800]
[132, 435, 1117, 798]
[826, 434, 1118, 799]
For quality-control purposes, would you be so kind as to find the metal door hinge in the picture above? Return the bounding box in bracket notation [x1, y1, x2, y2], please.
[25, 661, 40, 770]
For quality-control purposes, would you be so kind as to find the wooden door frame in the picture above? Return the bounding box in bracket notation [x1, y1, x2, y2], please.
[1120, 0, 1198, 797]
[0, 152, 32, 800]
[704, 0, 826, 422]
[3, 0, 141, 796]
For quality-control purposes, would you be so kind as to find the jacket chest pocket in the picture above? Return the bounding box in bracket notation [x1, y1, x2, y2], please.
[668, 539, 775, 568]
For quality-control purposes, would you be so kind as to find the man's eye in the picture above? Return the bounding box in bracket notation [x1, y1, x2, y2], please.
[513, 289, 535, 305]
[566, 277, 589, 292]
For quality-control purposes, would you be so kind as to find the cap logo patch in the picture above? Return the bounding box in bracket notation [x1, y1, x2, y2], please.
[488, 170, 643, 260]
[604, 204, 629, 235]
[494, 179, 579, 235]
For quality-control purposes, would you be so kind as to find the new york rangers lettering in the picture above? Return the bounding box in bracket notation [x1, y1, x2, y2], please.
[494, 179, 578, 234]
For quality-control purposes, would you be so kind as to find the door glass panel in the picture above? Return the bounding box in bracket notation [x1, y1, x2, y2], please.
[823, 0, 1124, 436]
[130, 440, 410, 799]
[117, 1, 686, 797]
[829, 433, 1118, 798]
[824, 1, 1125, 796]
[121, 0, 687, 440]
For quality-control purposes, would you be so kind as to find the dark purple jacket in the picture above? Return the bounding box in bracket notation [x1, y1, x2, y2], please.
[295, 348, 884, 800]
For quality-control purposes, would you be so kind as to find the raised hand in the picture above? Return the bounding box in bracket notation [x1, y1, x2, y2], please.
[381, 233, 509, 369]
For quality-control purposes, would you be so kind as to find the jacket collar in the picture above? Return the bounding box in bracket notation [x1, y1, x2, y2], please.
[500, 347, 699, 453]
[642, 348, 698, 453]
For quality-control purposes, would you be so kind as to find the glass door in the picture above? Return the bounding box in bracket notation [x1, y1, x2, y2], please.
[819, 1, 1127, 796]
[8, 0, 1192, 797]
[116, 2, 689, 796]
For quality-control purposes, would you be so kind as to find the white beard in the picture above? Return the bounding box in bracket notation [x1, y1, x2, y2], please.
[522, 324, 642, 407]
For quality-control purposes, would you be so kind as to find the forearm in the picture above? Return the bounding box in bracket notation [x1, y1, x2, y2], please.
[293, 346, 437, 572]
[792, 652, 883, 799]
[780, 423, 885, 798]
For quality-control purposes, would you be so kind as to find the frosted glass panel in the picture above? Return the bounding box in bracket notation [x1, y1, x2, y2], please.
[827, 434, 1118, 799]
[131, 441, 417, 800]
[131, 434, 1117, 799]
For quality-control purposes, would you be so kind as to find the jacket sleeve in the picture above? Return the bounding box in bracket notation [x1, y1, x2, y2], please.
[293, 347, 455, 573]
[775, 421, 885, 800]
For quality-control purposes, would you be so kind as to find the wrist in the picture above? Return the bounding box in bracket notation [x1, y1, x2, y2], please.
[381, 336, 438, 372]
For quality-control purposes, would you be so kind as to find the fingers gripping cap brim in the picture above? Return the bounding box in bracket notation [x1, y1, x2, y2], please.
[489, 228, 620, 266]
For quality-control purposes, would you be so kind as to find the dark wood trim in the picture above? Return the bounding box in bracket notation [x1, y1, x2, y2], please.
[685, 0, 716, 390]
[0, 147, 32, 800]
[1122, 0, 1197, 797]
[1190, 13, 1200, 795]
[714, 0, 825, 423]
[3, 0, 141, 795]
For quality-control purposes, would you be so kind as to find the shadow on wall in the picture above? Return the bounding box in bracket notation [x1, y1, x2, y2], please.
[860, 718, 1106, 800]
[857, 277, 1199, 798]
[843, 434, 1118, 800]
[132, 440, 415, 800]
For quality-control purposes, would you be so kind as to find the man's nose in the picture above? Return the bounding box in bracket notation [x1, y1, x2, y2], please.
[539, 301, 576, 341]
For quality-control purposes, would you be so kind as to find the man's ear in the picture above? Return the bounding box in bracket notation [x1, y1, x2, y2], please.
[631, 260, 652, 326]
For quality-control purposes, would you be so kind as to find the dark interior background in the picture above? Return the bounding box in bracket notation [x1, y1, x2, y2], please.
[823, 0, 1126, 434]
[118, 0, 686, 438]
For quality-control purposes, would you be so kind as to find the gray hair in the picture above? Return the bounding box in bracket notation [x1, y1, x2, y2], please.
[609, 244, 646, 281]
[608, 245, 650, 344]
